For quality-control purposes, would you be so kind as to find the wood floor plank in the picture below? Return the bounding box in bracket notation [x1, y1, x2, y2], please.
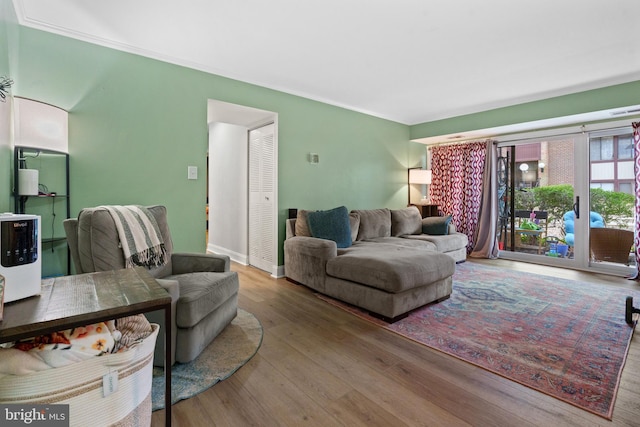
[151, 394, 215, 426]
[257, 333, 354, 402]
[202, 356, 285, 426]
[267, 321, 470, 426]
[152, 259, 640, 426]
[224, 351, 341, 426]
[325, 390, 417, 427]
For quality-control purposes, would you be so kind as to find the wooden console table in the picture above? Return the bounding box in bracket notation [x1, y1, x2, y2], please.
[0, 267, 173, 426]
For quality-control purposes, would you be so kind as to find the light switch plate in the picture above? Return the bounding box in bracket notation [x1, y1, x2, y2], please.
[187, 166, 198, 180]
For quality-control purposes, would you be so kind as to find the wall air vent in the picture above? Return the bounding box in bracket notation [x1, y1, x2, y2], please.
[610, 108, 640, 116]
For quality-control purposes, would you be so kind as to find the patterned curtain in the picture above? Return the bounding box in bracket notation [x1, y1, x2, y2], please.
[633, 122, 640, 277]
[430, 141, 488, 253]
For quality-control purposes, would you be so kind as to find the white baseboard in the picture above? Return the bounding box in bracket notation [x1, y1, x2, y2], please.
[207, 244, 248, 265]
[206, 244, 285, 278]
[274, 265, 285, 278]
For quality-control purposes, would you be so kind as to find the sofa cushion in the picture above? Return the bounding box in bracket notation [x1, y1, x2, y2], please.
[295, 210, 314, 237]
[308, 206, 352, 248]
[422, 215, 452, 235]
[167, 271, 239, 329]
[402, 232, 469, 253]
[353, 208, 391, 241]
[363, 236, 437, 251]
[349, 212, 360, 243]
[326, 247, 455, 293]
[391, 206, 422, 236]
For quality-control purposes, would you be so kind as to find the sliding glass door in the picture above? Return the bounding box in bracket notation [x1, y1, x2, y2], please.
[587, 128, 636, 276]
[496, 129, 635, 276]
[497, 135, 584, 268]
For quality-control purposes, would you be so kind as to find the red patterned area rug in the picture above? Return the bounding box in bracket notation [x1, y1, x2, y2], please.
[316, 262, 640, 419]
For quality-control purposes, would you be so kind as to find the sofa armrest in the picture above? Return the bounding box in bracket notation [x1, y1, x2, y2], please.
[284, 236, 337, 292]
[285, 218, 297, 239]
[171, 253, 230, 274]
[285, 236, 337, 258]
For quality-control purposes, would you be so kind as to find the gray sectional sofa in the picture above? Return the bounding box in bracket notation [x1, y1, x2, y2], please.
[284, 206, 468, 321]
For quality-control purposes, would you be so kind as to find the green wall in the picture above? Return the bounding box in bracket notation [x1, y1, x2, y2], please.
[410, 80, 640, 140]
[6, 3, 639, 267]
[11, 26, 412, 264]
[0, 0, 17, 214]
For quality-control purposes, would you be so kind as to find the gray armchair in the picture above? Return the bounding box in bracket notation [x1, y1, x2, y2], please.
[63, 205, 239, 366]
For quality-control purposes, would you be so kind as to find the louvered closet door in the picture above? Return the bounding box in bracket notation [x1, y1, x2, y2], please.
[248, 123, 275, 273]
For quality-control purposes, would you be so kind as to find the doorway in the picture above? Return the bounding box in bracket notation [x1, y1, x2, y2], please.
[206, 100, 278, 276]
[496, 129, 636, 276]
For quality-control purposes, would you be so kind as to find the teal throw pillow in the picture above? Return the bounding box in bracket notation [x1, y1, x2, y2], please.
[422, 215, 452, 235]
[307, 206, 352, 248]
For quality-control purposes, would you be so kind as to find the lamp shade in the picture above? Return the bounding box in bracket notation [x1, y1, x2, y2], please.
[409, 169, 432, 185]
[14, 97, 68, 153]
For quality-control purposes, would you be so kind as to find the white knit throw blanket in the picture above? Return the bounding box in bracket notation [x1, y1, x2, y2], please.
[100, 205, 168, 269]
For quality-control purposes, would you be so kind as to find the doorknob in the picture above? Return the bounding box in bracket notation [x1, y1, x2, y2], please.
[573, 196, 580, 219]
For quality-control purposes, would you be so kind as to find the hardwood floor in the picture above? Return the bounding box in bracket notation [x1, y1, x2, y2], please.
[152, 259, 640, 426]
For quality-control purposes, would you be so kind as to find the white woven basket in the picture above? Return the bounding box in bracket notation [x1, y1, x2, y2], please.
[0, 323, 159, 427]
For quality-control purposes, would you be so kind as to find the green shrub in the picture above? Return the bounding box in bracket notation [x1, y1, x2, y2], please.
[514, 184, 573, 224]
[512, 184, 633, 228]
[589, 188, 634, 227]
[532, 185, 574, 223]
[514, 189, 536, 211]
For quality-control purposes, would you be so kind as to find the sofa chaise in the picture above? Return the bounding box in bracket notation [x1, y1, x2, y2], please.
[284, 206, 468, 321]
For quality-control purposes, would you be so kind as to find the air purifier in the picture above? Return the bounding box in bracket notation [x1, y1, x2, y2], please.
[18, 169, 39, 196]
[0, 213, 41, 302]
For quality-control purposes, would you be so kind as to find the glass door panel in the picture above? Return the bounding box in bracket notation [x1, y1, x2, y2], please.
[588, 128, 636, 276]
[497, 135, 586, 267]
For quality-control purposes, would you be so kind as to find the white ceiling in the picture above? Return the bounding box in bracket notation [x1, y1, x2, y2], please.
[12, 0, 640, 126]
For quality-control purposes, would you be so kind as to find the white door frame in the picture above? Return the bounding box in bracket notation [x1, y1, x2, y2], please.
[206, 100, 279, 277]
